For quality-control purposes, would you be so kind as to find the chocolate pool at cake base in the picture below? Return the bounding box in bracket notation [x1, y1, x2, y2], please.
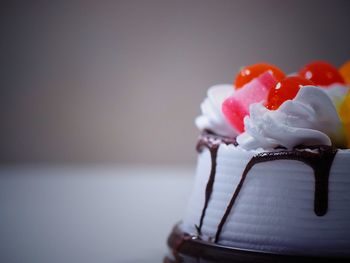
[164, 224, 350, 263]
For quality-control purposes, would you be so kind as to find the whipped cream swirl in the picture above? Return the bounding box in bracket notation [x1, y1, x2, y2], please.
[237, 86, 346, 150]
[196, 85, 238, 137]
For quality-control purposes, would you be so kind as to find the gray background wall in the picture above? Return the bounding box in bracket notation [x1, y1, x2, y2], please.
[2, 0, 350, 165]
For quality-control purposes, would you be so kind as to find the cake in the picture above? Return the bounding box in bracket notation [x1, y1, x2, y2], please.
[165, 61, 350, 262]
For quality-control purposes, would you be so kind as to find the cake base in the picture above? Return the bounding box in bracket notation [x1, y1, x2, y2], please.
[164, 224, 349, 263]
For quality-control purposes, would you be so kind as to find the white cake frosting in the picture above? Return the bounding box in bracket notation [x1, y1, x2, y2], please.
[195, 84, 238, 138]
[181, 144, 350, 256]
[180, 81, 350, 257]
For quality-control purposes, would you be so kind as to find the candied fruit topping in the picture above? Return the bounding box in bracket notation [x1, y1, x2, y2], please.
[339, 60, 350, 84]
[266, 76, 314, 110]
[339, 91, 350, 148]
[223, 72, 277, 133]
[299, 61, 345, 86]
[234, 63, 285, 89]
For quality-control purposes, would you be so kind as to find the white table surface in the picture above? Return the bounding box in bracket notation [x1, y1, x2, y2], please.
[0, 165, 195, 263]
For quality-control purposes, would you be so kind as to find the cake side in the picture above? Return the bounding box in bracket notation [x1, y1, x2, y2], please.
[181, 134, 350, 256]
[166, 61, 350, 261]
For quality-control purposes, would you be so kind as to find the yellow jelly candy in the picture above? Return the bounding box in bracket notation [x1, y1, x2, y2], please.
[339, 91, 350, 147]
[339, 60, 350, 84]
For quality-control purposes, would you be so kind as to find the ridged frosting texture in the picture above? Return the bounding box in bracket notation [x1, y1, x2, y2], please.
[182, 145, 350, 256]
[195, 85, 238, 137]
[237, 86, 346, 150]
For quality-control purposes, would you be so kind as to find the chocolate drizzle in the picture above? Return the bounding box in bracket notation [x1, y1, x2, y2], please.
[196, 143, 218, 235]
[196, 134, 337, 243]
[195, 133, 237, 235]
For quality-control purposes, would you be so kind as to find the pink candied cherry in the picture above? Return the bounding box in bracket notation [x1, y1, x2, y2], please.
[298, 61, 345, 86]
[223, 71, 278, 133]
[266, 76, 314, 110]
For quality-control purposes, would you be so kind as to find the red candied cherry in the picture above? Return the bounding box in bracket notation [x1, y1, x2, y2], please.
[298, 61, 345, 86]
[234, 63, 285, 89]
[266, 76, 314, 110]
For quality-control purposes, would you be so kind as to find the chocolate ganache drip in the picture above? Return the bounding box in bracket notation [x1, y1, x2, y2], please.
[196, 134, 337, 243]
[195, 132, 237, 235]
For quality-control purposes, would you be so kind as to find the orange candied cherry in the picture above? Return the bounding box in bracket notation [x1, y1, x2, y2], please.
[266, 76, 314, 110]
[234, 63, 285, 89]
[299, 61, 345, 86]
[339, 91, 350, 148]
[339, 60, 350, 85]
